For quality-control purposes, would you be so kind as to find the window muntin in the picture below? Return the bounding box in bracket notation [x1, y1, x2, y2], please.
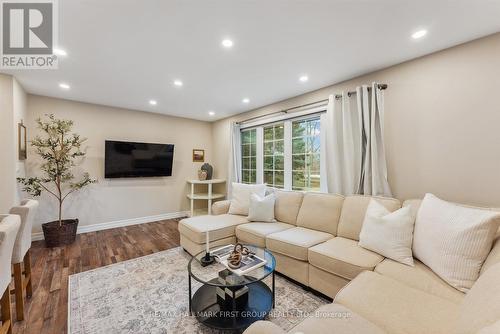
[240, 114, 322, 191]
[241, 129, 257, 184]
[263, 123, 284, 188]
[291, 117, 321, 191]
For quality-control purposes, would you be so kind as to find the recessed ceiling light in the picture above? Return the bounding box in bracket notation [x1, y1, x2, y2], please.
[299, 75, 309, 82]
[149, 100, 157, 106]
[53, 48, 67, 56]
[412, 29, 427, 39]
[208, 111, 215, 116]
[221, 39, 233, 48]
[59, 83, 70, 90]
[242, 98, 250, 104]
[174, 80, 183, 87]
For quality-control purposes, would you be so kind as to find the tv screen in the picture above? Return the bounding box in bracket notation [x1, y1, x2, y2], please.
[105, 140, 174, 178]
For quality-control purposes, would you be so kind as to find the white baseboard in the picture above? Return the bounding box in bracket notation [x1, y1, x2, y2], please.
[31, 211, 189, 241]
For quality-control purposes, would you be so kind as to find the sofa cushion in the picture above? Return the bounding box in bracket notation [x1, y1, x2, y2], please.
[273, 251, 309, 285]
[242, 321, 286, 334]
[235, 222, 294, 247]
[335, 271, 459, 334]
[405, 200, 500, 278]
[308, 237, 384, 280]
[375, 259, 464, 304]
[178, 214, 247, 243]
[274, 190, 303, 225]
[180, 235, 236, 256]
[481, 229, 500, 275]
[413, 193, 500, 292]
[359, 200, 415, 266]
[228, 183, 267, 215]
[477, 320, 500, 334]
[289, 304, 386, 334]
[456, 262, 500, 334]
[337, 195, 400, 241]
[212, 199, 231, 215]
[296, 192, 344, 235]
[266, 227, 333, 261]
[308, 265, 350, 299]
[402, 199, 422, 218]
[247, 193, 276, 222]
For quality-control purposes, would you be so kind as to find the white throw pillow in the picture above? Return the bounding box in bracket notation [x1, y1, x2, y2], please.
[228, 183, 267, 216]
[247, 193, 276, 222]
[413, 193, 500, 292]
[359, 199, 415, 266]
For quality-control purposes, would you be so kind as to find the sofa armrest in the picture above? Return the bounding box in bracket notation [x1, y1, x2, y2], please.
[243, 321, 286, 334]
[212, 200, 231, 215]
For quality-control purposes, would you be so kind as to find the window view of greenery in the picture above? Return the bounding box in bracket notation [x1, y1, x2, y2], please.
[241, 129, 257, 184]
[263, 123, 284, 188]
[292, 118, 321, 191]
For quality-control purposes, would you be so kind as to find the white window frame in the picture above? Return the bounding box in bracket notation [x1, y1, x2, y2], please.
[240, 127, 258, 184]
[240, 106, 327, 192]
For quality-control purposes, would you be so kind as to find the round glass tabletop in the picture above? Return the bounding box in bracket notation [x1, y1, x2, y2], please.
[188, 245, 276, 287]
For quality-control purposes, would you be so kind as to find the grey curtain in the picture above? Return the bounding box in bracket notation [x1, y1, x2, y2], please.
[357, 83, 392, 197]
[325, 92, 363, 195]
[227, 122, 241, 198]
[325, 82, 392, 197]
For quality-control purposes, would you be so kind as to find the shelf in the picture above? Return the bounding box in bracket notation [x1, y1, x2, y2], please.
[187, 179, 226, 184]
[187, 179, 226, 216]
[187, 193, 225, 200]
[191, 208, 208, 217]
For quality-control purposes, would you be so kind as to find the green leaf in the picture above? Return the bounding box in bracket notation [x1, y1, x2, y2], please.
[17, 114, 96, 221]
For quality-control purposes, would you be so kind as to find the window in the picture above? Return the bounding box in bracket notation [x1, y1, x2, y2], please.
[292, 118, 321, 191]
[263, 123, 284, 188]
[241, 129, 257, 184]
[240, 112, 325, 192]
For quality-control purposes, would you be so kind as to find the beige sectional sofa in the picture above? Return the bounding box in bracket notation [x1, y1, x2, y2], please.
[245, 260, 500, 334]
[179, 191, 405, 297]
[178, 190, 500, 333]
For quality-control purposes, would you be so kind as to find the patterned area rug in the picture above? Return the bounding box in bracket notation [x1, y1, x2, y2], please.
[69, 247, 328, 334]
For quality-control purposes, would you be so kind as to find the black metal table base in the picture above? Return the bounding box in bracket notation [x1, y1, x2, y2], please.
[188, 274, 275, 331]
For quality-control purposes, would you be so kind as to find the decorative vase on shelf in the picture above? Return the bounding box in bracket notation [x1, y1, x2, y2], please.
[201, 163, 213, 180]
[198, 169, 208, 181]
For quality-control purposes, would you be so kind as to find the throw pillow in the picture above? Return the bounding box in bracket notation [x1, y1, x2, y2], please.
[359, 199, 415, 266]
[247, 193, 276, 222]
[228, 183, 267, 216]
[412, 193, 500, 292]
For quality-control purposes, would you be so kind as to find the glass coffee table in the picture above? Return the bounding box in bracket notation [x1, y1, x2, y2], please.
[188, 245, 276, 330]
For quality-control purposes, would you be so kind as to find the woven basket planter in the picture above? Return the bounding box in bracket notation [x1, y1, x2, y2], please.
[42, 219, 79, 247]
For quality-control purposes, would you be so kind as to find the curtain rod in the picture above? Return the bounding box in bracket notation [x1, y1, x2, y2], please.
[236, 99, 327, 125]
[335, 83, 388, 99]
[237, 83, 388, 125]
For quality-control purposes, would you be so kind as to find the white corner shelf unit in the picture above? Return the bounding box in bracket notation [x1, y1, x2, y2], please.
[187, 179, 226, 217]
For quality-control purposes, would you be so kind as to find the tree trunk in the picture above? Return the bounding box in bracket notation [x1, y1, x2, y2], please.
[58, 199, 62, 226]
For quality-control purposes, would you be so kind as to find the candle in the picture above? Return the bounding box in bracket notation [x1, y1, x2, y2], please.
[206, 230, 209, 254]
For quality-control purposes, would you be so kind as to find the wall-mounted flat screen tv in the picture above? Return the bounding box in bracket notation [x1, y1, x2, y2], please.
[105, 140, 174, 178]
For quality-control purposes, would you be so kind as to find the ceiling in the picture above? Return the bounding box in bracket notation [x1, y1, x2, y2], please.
[3, 0, 500, 121]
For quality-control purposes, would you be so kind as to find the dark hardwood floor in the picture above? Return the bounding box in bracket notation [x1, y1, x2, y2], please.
[11, 219, 182, 334]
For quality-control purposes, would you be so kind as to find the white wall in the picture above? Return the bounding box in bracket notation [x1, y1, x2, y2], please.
[13, 78, 27, 205]
[26, 95, 214, 233]
[0, 74, 27, 212]
[212, 33, 500, 207]
[0, 74, 15, 212]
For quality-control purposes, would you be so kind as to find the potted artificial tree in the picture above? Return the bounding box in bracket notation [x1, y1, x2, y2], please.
[18, 114, 95, 247]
